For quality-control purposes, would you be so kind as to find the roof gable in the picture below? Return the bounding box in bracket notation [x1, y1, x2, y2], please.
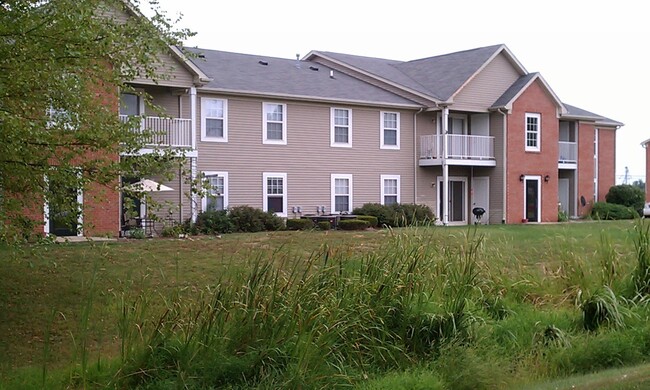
[491, 73, 566, 115]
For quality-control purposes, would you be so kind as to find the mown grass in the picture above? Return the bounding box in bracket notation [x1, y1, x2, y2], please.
[1, 220, 649, 389]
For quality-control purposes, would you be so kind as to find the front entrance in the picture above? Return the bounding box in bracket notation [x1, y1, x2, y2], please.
[438, 176, 467, 225]
[471, 176, 490, 224]
[558, 178, 570, 216]
[524, 176, 541, 222]
[47, 178, 82, 236]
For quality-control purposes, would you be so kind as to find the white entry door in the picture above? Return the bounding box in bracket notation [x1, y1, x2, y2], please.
[471, 176, 490, 224]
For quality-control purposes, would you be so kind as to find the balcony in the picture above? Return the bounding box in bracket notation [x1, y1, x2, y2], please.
[419, 134, 496, 167]
[120, 115, 193, 149]
[558, 141, 577, 167]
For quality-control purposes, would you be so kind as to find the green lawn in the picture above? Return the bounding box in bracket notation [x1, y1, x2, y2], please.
[1, 220, 649, 388]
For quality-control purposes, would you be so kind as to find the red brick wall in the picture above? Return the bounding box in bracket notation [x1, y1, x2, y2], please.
[597, 127, 616, 202]
[647, 145, 650, 202]
[577, 122, 595, 216]
[83, 180, 120, 237]
[506, 79, 560, 223]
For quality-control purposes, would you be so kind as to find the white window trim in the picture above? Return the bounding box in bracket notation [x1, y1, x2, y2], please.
[201, 171, 228, 212]
[263, 172, 288, 217]
[525, 113, 541, 152]
[380, 111, 400, 150]
[201, 97, 228, 143]
[331, 174, 353, 214]
[330, 107, 352, 148]
[380, 175, 401, 205]
[262, 102, 287, 145]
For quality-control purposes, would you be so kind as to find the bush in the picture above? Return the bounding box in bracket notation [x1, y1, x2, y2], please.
[161, 224, 184, 238]
[338, 219, 370, 230]
[356, 215, 378, 228]
[286, 218, 314, 231]
[317, 221, 331, 230]
[605, 184, 645, 213]
[196, 209, 233, 234]
[228, 205, 284, 233]
[591, 202, 637, 220]
[353, 203, 435, 227]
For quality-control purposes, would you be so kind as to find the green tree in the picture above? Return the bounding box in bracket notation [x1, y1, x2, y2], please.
[605, 184, 645, 213]
[0, 0, 193, 240]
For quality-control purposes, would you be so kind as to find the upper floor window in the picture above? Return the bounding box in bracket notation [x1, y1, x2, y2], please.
[331, 108, 352, 147]
[201, 97, 228, 142]
[331, 174, 353, 213]
[263, 172, 287, 217]
[381, 175, 400, 205]
[525, 113, 540, 152]
[202, 171, 228, 211]
[263, 103, 287, 145]
[381, 112, 400, 149]
[119, 93, 143, 116]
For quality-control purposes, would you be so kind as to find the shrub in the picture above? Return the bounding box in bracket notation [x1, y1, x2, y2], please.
[195, 209, 233, 234]
[605, 184, 645, 213]
[353, 203, 435, 227]
[317, 221, 331, 230]
[591, 202, 637, 220]
[228, 205, 284, 233]
[129, 228, 146, 239]
[338, 219, 370, 230]
[286, 218, 314, 231]
[356, 215, 378, 228]
[161, 224, 184, 238]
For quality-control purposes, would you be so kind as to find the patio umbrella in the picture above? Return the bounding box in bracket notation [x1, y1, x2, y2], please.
[124, 179, 174, 226]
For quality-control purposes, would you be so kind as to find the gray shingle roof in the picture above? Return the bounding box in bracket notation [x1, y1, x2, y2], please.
[563, 103, 624, 126]
[491, 73, 539, 109]
[314, 44, 505, 101]
[185, 48, 421, 107]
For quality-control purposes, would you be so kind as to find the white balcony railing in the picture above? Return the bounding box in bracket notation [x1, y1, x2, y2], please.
[120, 115, 192, 148]
[558, 141, 577, 163]
[420, 134, 495, 160]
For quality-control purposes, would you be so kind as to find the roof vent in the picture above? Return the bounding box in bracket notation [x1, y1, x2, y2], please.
[258, 60, 269, 66]
[295, 54, 301, 69]
[309, 66, 319, 71]
[329, 70, 335, 79]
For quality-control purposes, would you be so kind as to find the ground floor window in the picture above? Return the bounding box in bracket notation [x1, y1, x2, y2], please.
[263, 172, 287, 217]
[202, 171, 228, 212]
[331, 174, 352, 213]
[381, 175, 400, 205]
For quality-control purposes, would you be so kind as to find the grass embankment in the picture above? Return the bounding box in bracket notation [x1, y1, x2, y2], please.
[1, 221, 650, 388]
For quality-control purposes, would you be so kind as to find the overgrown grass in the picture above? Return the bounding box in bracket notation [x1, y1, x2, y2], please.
[2, 220, 650, 388]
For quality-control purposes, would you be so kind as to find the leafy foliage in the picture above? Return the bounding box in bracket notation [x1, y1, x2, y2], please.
[227, 205, 285, 233]
[195, 210, 233, 234]
[338, 219, 370, 230]
[0, 0, 193, 240]
[285, 218, 314, 231]
[353, 203, 435, 227]
[605, 184, 645, 212]
[591, 202, 637, 220]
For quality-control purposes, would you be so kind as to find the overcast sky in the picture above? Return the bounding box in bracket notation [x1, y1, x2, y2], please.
[150, 0, 648, 183]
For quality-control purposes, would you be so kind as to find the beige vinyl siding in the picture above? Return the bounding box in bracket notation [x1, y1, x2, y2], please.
[415, 112, 439, 211]
[489, 112, 505, 224]
[453, 53, 523, 112]
[144, 86, 182, 118]
[196, 95, 416, 214]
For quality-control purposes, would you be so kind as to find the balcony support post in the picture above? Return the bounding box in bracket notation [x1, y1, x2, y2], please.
[442, 106, 449, 226]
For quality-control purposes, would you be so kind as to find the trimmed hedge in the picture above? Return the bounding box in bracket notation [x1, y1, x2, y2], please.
[286, 218, 314, 231]
[591, 202, 637, 220]
[317, 221, 331, 230]
[356, 215, 378, 228]
[353, 203, 435, 227]
[228, 205, 285, 232]
[338, 219, 370, 230]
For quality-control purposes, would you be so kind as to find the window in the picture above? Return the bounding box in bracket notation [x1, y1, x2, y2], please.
[263, 103, 287, 144]
[119, 93, 142, 116]
[381, 175, 400, 205]
[381, 112, 400, 149]
[202, 172, 228, 211]
[331, 108, 352, 147]
[525, 113, 540, 152]
[331, 174, 353, 213]
[263, 173, 287, 217]
[201, 98, 228, 142]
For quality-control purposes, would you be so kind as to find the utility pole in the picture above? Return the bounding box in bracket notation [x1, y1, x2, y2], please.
[624, 166, 629, 184]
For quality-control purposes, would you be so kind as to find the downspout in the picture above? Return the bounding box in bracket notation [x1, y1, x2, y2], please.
[498, 108, 508, 224]
[190, 87, 198, 223]
[414, 108, 424, 203]
[442, 106, 449, 225]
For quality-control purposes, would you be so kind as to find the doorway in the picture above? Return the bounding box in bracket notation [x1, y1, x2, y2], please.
[47, 177, 83, 236]
[471, 176, 489, 224]
[438, 176, 468, 225]
[524, 176, 541, 222]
